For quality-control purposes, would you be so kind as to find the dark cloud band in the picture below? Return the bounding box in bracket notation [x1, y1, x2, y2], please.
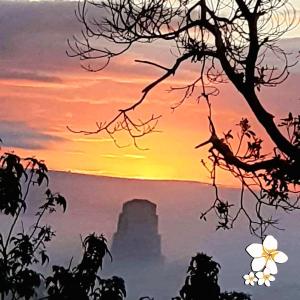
[0, 120, 66, 150]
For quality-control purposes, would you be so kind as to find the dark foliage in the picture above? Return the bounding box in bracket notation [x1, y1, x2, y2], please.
[180, 253, 220, 300]
[178, 253, 251, 300]
[220, 292, 252, 300]
[0, 152, 63, 300]
[45, 234, 124, 300]
[0, 150, 125, 300]
[92, 276, 126, 300]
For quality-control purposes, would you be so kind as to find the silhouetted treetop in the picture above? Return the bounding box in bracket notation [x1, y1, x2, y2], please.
[177, 253, 251, 300]
[46, 233, 123, 300]
[0, 152, 66, 300]
[0, 150, 125, 300]
[180, 253, 221, 300]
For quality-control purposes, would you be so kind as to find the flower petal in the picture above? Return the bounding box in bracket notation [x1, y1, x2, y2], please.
[274, 251, 288, 263]
[263, 235, 278, 251]
[265, 280, 270, 287]
[251, 257, 266, 271]
[266, 260, 278, 274]
[263, 268, 270, 276]
[256, 271, 264, 279]
[269, 275, 276, 282]
[258, 279, 264, 285]
[243, 275, 249, 280]
[245, 280, 250, 285]
[246, 243, 263, 258]
[250, 281, 255, 286]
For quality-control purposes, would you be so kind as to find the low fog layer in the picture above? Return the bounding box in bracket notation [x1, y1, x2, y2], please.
[1, 171, 299, 299]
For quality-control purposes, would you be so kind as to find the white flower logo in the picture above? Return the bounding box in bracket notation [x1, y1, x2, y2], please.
[243, 272, 258, 286]
[256, 269, 276, 287]
[246, 235, 288, 274]
[243, 235, 288, 287]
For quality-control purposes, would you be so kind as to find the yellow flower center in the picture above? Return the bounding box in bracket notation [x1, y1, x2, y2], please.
[263, 273, 271, 280]
[262, 248, 278, 261]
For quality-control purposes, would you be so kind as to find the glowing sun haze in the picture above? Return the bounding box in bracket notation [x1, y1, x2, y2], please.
[0, 0, 299, 185]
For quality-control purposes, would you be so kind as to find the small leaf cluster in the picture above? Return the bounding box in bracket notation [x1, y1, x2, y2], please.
[0, 149, 127, 300]
[46, 233, 125, 300]
[0, 152, 65, 299]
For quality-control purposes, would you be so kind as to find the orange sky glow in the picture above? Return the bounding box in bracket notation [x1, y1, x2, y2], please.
[1, 1, 300, 186]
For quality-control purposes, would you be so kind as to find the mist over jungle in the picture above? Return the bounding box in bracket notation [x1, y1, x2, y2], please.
[0, 171, 296, 299]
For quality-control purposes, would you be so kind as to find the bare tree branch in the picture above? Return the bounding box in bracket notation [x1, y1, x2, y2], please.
[69, 0, 300, 236]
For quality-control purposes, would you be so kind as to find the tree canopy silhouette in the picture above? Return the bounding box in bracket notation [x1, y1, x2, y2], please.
[177, 253, 251, 300]
[45, 234, 126, 300]
[0, 150, 125, 300]
[69, 0, 300, 237]
[0, 152, 64, 300]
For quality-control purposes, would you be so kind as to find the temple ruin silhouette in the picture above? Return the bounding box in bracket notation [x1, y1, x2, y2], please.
[111, 199, 164, 265]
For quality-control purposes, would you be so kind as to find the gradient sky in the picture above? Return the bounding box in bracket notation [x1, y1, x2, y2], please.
[0, 0, 299, 185]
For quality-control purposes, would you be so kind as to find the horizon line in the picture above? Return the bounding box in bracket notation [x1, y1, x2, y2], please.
[48, 168, 239, 189]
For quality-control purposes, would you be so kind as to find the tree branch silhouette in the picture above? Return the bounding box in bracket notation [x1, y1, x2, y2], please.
[68, 0, 300, 236]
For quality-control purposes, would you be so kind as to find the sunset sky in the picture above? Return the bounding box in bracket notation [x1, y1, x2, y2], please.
[0, 0, 299, 185]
